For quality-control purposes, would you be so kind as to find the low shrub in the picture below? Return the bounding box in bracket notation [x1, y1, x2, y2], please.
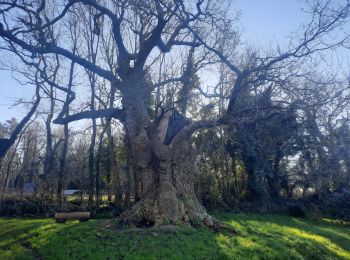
[0, 197, 85, 217]
[93, 202, 122, 219]
[319, 190, 350, 221]
[287, 203, 306, 218]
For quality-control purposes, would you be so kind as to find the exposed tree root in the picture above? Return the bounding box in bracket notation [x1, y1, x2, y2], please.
[203, 215, 241, 236]
[112, 204, 240, 237]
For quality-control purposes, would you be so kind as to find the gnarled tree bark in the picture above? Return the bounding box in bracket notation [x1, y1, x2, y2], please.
[114, 72, 210, 226]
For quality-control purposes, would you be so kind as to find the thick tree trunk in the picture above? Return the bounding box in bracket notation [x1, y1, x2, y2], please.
[120, 144, 207, 226]
[133, 165, 140, 202]
[123, 135, 132, 208]
[116, 71, 210, 226]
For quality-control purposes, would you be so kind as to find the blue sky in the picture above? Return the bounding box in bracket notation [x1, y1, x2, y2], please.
[234, 0, 306, 44]
[0, 0, 348, 122]
[0, 69, 34, 120]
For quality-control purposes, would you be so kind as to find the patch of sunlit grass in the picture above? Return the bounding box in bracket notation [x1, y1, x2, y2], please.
[0, 213, 349, 259]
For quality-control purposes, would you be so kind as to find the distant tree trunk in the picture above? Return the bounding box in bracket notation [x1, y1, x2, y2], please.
[0, 157, 11, 200]
[95, 142, 101, 205]
[85, 7, 100, 209]
[238, 134, 265, 202]
[1, 128, 25, 201]
[104, 122, 113, 202]
[88, 118, 96, 209]
[1, 150, 15, 200]
[105, 119, 122, 204]
[305, 109, 329, 199]
[106, 78, 118, 203]
[43, 86, 55, 177]
[57, 123, 68, 207]
[226, 139, 238, 199]
[57, 61, 74, 207]
[268, 146, 283, 200]
[87, 72, 97, 209]
[95, 122, 107, 206]
[43, 78, 62, 202]
[80, 158, 86, 205]
[106, 156, 112, 201]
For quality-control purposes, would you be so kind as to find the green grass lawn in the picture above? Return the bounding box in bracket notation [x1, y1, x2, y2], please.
[0, 213, 349, 260]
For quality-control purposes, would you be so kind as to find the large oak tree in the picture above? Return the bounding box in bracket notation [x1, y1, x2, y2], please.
[0, 0, 349, 226]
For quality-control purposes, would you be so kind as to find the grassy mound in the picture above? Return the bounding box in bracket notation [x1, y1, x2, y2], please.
[0, 213, 349, 259]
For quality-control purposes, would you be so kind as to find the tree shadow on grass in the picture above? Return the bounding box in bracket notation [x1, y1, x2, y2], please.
[216, 213, 350, 259]
[37, 223, 229, 260]
[0, 218, 228, 259]
[289, 218, 350, 251]
[0, 218, 61, 259]
[1, 215, 349, 259]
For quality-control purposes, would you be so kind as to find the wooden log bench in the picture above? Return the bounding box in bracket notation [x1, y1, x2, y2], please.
[54, 212, 90, 223]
